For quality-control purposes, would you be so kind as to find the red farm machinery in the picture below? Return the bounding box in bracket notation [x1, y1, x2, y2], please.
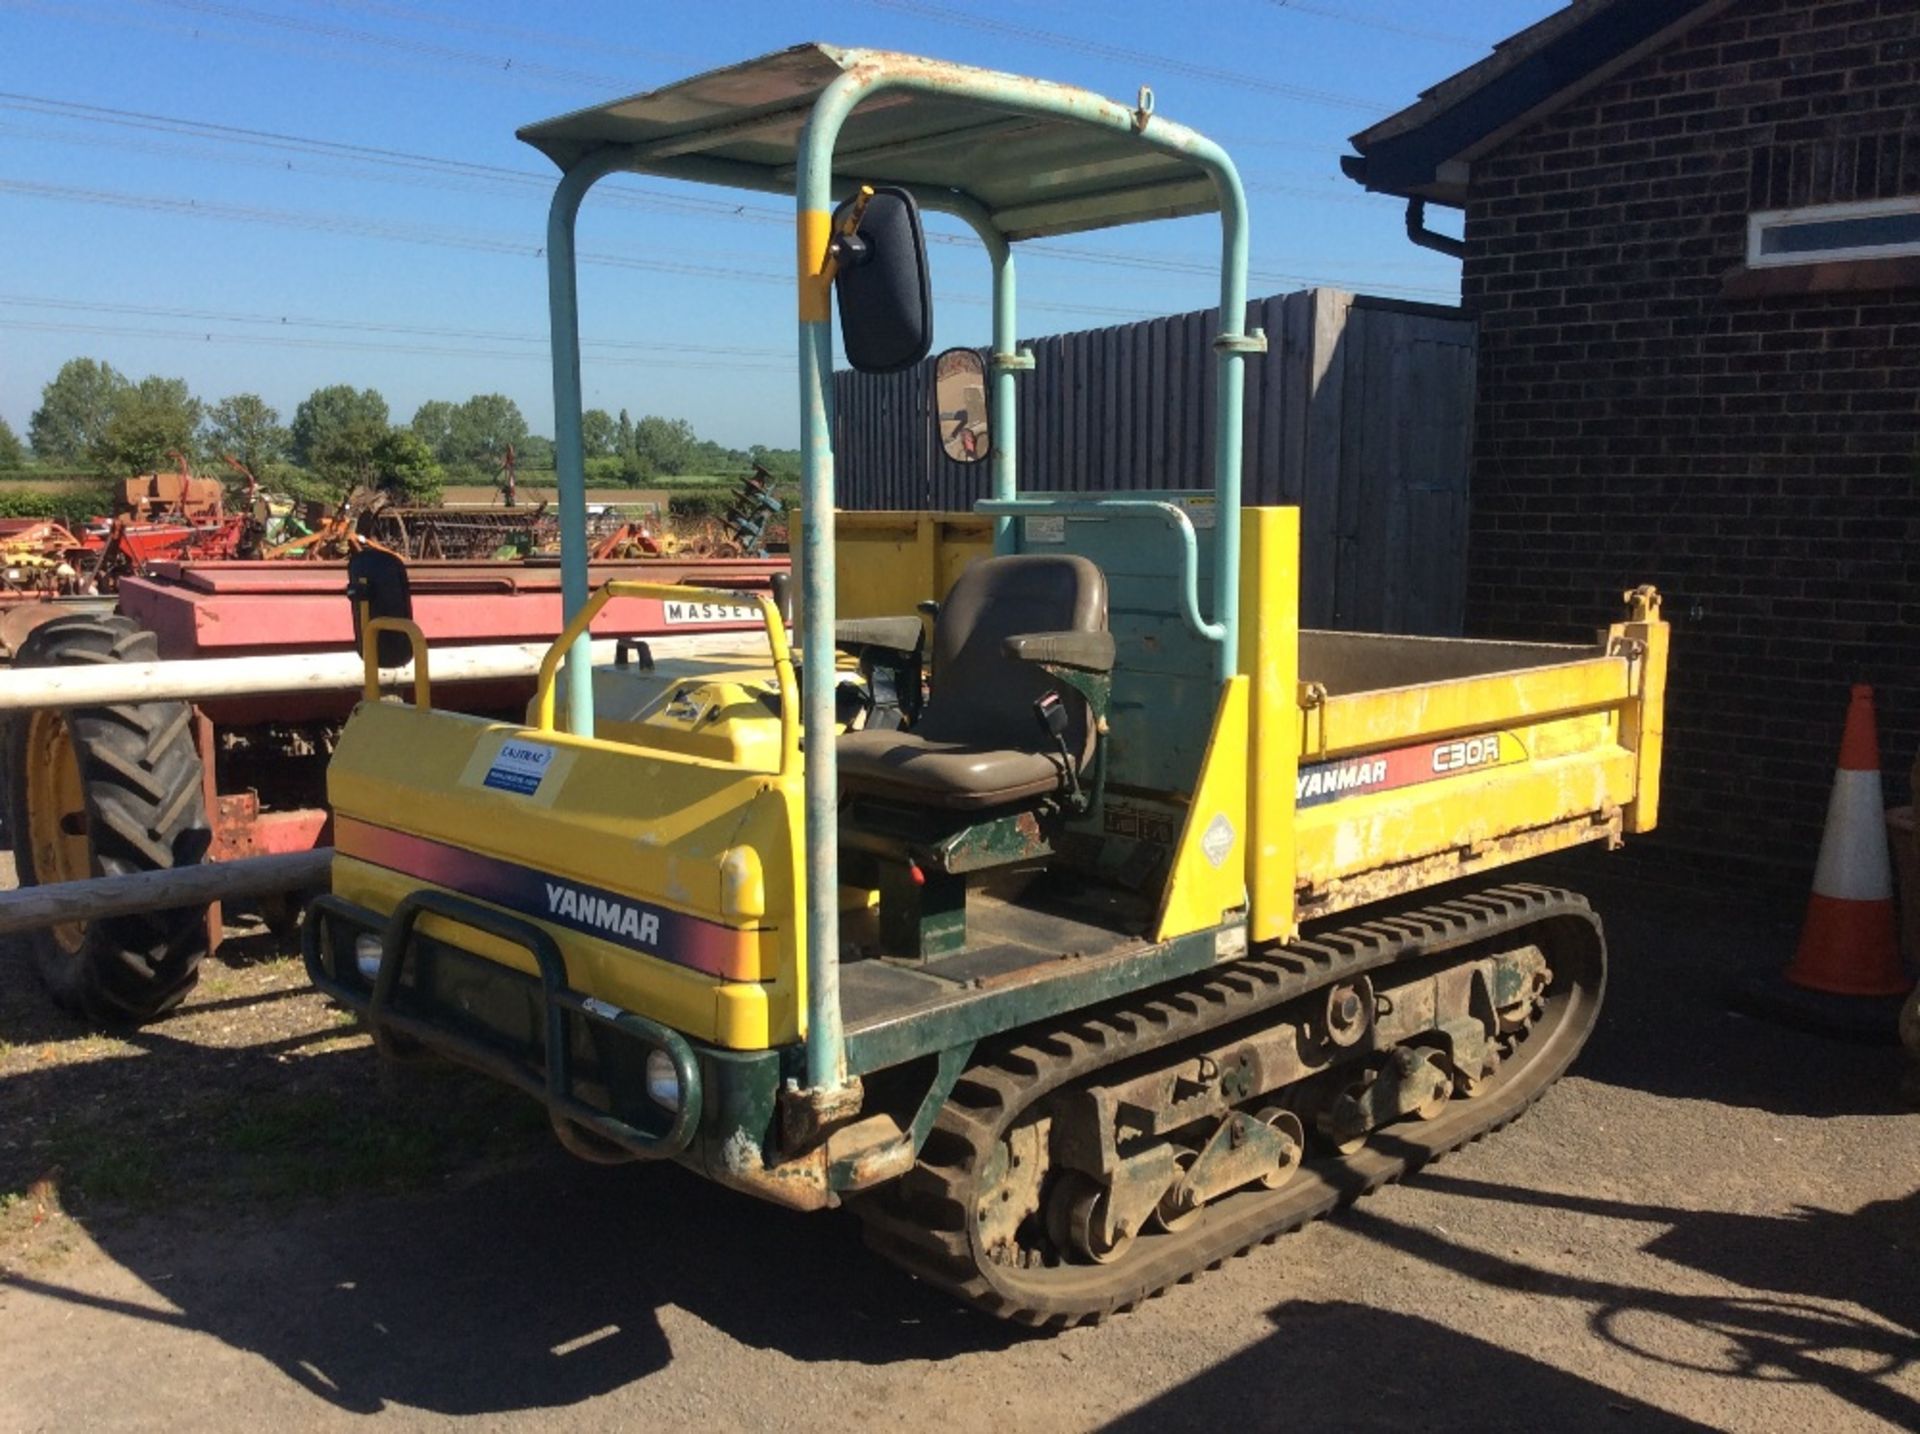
[2, 542, 786, 1024]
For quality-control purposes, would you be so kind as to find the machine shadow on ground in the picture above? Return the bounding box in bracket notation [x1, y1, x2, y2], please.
[1404, 1173, 1919, 1348]
[1338, 1189, 1919, 1431]
[1103, 1299, 1719, 1432]
[6, 1149, 1018, 1416]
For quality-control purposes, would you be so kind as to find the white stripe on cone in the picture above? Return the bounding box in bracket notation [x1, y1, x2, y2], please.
[1809, 767, 1892, 903]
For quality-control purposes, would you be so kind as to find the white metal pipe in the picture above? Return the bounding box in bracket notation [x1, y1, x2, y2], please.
[0, 849, 334, 935]
[0, 632, 736, 713]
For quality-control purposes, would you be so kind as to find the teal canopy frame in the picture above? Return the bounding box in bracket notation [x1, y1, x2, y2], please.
[527, 45, 1253, 1102]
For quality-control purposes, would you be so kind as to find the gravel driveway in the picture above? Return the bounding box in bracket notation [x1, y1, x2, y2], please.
[2, 851, 1915, 1431]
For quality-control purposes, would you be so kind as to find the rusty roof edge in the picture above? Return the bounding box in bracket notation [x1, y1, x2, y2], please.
[514, 43, 1225, 239]
[515, 42, 855, 170]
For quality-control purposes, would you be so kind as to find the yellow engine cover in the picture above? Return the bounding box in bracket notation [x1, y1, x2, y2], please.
[328, 699, 805, 1049]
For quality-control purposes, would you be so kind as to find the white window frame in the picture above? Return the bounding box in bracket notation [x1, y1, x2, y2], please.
[1747, 195, 1920, 268]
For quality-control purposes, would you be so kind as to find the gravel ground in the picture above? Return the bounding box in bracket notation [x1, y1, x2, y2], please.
[1, 848, 1916, 1432]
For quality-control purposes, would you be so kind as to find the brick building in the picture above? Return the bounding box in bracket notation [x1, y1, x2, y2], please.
[1343, 0, 1920, 877]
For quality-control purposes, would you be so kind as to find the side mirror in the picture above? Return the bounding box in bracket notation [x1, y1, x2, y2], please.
[347, 547, 413, 668]
[933, 348, 991, 464]
[831, 186, 932, 374]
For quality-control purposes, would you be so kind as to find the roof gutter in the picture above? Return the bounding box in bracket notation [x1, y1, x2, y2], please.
[1404, 198, 1464, 260]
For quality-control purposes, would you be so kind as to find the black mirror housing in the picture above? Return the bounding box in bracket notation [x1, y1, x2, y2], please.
[347, 547, 414, 668]
[832, 187, 933, 374]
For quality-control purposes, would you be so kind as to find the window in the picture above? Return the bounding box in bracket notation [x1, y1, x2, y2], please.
[1747, 197, 1920, 268]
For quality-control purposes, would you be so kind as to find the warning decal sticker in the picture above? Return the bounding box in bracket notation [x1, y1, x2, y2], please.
[1295, 731, 1527, 809]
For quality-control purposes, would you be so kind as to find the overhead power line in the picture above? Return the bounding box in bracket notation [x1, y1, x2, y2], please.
[856, 0, 1389, 112]
[17, 0, 617, 99]
[137, 0, 634, 95]
[0, 316, 796, 371]
[0, 177, 1201, 320]
[0, 294, 796, 358]
[0, 93, 1455, 300]
[299, 0, 701, 68]
[1263, 1, 1482, 50]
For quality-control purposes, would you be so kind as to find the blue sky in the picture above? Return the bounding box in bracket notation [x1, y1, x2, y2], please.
[1, 0, 1557, 450]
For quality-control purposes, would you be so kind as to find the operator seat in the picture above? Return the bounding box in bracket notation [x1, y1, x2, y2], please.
[837, 554, 1109, 810]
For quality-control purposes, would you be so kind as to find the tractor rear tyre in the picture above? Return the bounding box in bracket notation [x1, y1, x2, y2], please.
[5, 613, 212, 1024]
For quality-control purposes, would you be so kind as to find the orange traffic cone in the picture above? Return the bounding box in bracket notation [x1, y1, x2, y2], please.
[1784, 685, 1912, 997]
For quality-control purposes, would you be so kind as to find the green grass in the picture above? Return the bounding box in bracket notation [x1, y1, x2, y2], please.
[213, 1079, 548, 1202]
[4, 1061, 548, 1221]
[46, 1128, 164, 1207]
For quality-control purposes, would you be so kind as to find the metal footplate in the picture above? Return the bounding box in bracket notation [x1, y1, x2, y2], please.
[303, 889, 702, 1159]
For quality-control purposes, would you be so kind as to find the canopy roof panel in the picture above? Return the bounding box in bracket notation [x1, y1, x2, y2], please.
[518, 43, 1222, 241]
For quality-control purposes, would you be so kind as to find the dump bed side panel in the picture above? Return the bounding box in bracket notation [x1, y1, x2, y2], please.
[1237, 509, 1667, 940]
[1279, 595, 1667, 926]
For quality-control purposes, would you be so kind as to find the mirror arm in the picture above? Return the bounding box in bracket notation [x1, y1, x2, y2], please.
[820, 184, 877, 287]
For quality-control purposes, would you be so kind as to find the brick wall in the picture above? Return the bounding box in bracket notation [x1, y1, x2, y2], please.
[1462, 0, 1920, 876]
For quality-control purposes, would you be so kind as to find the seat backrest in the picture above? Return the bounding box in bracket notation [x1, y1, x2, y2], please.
[915, 553, 1107, 759]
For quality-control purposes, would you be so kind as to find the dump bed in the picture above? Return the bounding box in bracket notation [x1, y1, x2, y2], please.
[1281, 611, 1665, 927]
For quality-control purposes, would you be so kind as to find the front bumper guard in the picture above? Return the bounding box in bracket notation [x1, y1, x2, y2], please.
[304, 889, 701, 1160]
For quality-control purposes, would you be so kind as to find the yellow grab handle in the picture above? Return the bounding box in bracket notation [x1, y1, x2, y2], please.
[360, 617, 432, 708]
[532, 581, 798, 776]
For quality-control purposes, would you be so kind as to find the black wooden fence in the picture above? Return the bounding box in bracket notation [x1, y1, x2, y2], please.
[831, 289, 1476, 635]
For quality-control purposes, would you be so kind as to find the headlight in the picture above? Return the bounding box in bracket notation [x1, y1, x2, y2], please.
[645, 1048, 681, 1111]
[354, 934, 384, 982]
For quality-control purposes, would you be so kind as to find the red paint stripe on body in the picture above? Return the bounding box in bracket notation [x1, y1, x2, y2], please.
[335, 815, 762, 980]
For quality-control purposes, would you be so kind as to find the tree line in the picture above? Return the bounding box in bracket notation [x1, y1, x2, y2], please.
[0, 357, 799, 506]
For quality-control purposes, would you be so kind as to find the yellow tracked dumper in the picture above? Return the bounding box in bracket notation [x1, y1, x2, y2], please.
[305, 45, 1670, 1327]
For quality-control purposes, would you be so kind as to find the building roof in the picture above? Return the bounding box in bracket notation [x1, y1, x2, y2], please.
[519, 43, 1224, 241]
[1340, 0, 1732, 206]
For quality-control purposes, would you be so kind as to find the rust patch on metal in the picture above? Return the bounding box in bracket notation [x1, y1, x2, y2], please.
[1297, 810, 1623, 921]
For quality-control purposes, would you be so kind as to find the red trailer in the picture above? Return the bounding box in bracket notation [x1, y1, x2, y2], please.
[5, 553, 785, 1023]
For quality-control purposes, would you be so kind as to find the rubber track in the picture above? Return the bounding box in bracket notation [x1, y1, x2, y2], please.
[856, 883, 1605, 1329]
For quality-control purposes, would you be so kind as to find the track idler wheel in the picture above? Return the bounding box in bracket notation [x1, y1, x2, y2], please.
[1256, 1108, 1306, 1189]
[1050, 1174, 1137, 1265]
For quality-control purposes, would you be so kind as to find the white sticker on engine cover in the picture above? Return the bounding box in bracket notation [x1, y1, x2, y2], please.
[483, 738, 554, 795]
[1025, 515, 1066, 543]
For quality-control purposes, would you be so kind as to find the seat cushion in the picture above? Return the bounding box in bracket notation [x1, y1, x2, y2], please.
[838, 728, 1065, 811]
[917, 554, 1106, 765]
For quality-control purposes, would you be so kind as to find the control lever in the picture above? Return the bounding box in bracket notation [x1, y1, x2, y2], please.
[1033, 690, 1082, 807]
